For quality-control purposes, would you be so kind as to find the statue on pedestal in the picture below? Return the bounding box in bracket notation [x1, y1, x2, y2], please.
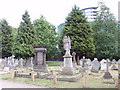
[63, 36, 71, 56]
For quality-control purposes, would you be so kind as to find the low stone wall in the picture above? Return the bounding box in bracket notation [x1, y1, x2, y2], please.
[15, 72, 82, 82]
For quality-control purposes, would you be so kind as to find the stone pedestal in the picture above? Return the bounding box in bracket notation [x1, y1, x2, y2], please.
[33, 46, 48, 72]
[61, 55, 75, 75]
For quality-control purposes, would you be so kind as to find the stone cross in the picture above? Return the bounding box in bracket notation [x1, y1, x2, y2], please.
[106, 59, 109, 72]
[72, 52, 76, 63]
[82, 56, 86, 67]
[20, 58, 24, 67]
[30, 57, 34, 68]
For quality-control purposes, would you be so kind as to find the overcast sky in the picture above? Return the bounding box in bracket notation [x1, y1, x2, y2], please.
[0, 0, 119, 28]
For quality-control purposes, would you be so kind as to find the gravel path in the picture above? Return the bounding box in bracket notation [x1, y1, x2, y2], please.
[0, 80, 46, 88]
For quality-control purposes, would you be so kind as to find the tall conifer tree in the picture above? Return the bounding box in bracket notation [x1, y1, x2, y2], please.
[13, 11, 36, 58]
[62, 5, 95, 61]
[0, 19, 13, 58]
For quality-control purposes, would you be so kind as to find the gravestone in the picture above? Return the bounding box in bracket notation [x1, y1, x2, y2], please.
[33, 46, 48, 72]
[112, 59, 117, 64]
[111, 64, 118, 70]
[118, 59, 120, 79]
[111, 59, 118, 70]
[61, 36, 75, 75]
[91, 58, 100, 73]
[19, 58, 24, 68]
[3, 67, 10, 72]
[79, 56, 88, 73]
[100, 59, 107, 71]
[86, 59, 91, 66]
[72, 52, 77, 69]
[30, 57, 34, 68]
[103, 59, 112, 79]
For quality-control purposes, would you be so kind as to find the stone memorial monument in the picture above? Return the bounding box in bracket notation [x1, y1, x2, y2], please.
[61, 36, 75, 75]
[33, 46, 48, 72]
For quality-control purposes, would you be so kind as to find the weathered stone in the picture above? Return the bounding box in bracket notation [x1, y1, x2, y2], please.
[103, 72, 112, 79]
[100, 59, 107, 71]
[91, 58, 100, 73]
[61, 36, 75, 75]
[33, 46, 48, 72]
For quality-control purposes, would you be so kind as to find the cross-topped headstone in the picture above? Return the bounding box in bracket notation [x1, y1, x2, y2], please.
[30, 57, 34, 68]
[103, 58, 112, 79]
[72, 52, 76, 63]
[19, 58, 24, 67]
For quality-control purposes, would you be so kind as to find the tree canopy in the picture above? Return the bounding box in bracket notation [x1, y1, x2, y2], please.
[62, 5, 95, 58]
[0, 19, 13, 58]
[92, 1, 118, 59]
[13, 11, 36, 58]
[33, 16, 60, 60]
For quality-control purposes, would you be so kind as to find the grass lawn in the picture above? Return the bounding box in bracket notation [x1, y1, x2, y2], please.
[46, 61, 63, 66]
[0, 65, 118, 88]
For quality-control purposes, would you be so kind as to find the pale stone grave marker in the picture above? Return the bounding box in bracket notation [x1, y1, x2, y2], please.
[100, 59, 107, 71]
[91, 58, 100, 73]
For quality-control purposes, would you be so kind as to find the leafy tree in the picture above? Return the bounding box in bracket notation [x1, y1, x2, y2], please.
[62, 5, 95, 62]
[94, 30, 118, 58]
[13, 11, 36, 59]
[92, 1, 118, 58]
[33, 16, 60, 60]
[93, 1, 118, 34]
[0, 19, 13, 58]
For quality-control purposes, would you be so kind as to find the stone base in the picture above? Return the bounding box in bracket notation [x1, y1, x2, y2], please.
[33, 64, 48, 72]
[103, 72, 112, 79]
[61, 67, 75, 75]
[111, 65, 118, 70]
[91, 70, 98, 73]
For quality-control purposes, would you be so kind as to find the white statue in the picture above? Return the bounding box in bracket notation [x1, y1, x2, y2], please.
[63, 36, 71, 56]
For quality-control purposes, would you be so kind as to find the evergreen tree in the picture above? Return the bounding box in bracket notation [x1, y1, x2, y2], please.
[92, 1, 118, 58]
[0, 19, 13, 58]
[62, 5, 95, 61]
[13, 11, 36, 59]
[33, 16, 59, 60]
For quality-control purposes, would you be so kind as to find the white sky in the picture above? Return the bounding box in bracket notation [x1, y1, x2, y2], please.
[0, 0, 119, 28]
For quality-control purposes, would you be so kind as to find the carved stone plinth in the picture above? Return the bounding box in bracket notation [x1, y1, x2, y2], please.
[61, 55, 75, 75]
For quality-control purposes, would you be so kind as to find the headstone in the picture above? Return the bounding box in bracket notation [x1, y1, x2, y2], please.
[91, 58, 100, 73]
[111, 64, 118, 70]
[19, 58, 24, 67]
[103, 59, 112, 79]
[14, 59, 19, 67]
[72, 52, 77, 69]
[33, 46, 48, 72]
[61, 36, 75, 75]
[118, 59, 120, 79]
[79, 56, 88, 73]
[3, 67, 10, 72]
[86, 59, 91, 66]
[30, 57, 34, 68]
[4, 57, 8, 67]
[11, 55, 15, 64]
[100, 59, 107, 71]
[112, 59, 117, 64]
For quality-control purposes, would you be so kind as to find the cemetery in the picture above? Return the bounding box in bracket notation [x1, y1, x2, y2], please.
[0, 1, 120, 88]
[0, 36, 119, 88]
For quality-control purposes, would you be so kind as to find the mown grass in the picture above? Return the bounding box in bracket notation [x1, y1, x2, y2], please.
[1, 67, 118, 88]
[46, 61, 62, 66]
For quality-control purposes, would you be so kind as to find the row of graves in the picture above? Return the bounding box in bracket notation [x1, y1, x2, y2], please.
[0, 36, 119, 88]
